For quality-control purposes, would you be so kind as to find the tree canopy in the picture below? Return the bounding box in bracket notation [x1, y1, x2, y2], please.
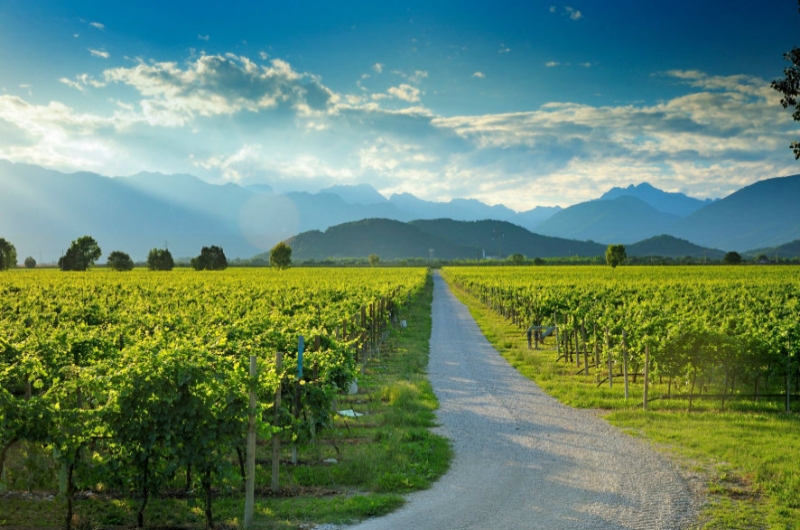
[605, 244, 626, 268]
[59, 236, 101, 271]
[191, 245, 227, 271]
[24, 256, 36, 269]
[368, 253, 380, 267]
[107, 251, 135, 271]
[0, 238, 17, 270]
[724, 251, 743, 265]
[771, 1, 800, 158]
[270, 242, 292, 270]
[147, 248, 174, 271]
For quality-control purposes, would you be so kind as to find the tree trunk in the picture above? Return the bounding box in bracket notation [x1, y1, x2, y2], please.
[137, 456, 149, 528]
[203, 468, 214, 529]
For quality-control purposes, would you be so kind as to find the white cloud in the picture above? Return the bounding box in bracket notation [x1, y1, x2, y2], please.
[409, 70, 428, 83]
[198, 34, 210, 41]
[89, 21, 104, 30]
[499, 45, 511, 54]
[102, 54, 334, 126]
[372, 63, 384, 74]
[545, 61, 560, 68]
[386, 84, 421, 102]
[549, 6, 557, 13]
[0, 50, 794, 210]
[472, 72, 485, 78]
[565, 7, 582, 20]
[89, 48, 110, 59]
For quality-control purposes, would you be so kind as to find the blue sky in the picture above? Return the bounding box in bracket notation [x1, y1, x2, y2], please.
[1, 0, 798, 209]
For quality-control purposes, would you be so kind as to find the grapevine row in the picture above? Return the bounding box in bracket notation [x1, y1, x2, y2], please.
[0, 267, 428, 528]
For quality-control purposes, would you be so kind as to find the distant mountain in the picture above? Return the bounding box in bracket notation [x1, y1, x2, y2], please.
[318, 183, 388, 205]
[535, 196, 681, 244]
[669, 175, 800, 251]
[600, 182, 714, 217]
[626, 235, 725, 260]
[2, 159, 797, 262]
[280, 218, 605, 262]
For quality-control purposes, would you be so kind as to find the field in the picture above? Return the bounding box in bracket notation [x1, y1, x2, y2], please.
[442, 265, 800, 529]
[1, 267, 445, 529]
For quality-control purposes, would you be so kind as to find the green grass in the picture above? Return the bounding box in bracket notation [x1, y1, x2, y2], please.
[0, 273, 451, 529]
[446, 279, 800, 530]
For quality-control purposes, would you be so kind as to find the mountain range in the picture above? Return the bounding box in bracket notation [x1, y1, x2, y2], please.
[0, 159, 797, 262]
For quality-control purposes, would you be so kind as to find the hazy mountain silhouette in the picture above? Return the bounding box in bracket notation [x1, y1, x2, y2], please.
[600, 182, 715, 217]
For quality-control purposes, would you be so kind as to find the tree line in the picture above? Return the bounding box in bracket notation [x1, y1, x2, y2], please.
[0, 236, 293, 271]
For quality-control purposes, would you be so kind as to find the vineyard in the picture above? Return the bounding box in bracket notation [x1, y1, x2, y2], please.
[0, 267, 429, 528]
[442, 266, 800, 410]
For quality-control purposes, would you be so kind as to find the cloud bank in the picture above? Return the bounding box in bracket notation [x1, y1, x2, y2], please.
[0, 52, 795, 210]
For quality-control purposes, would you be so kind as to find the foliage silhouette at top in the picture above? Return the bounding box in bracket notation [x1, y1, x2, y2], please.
[772, 1, 800, 159]
[191, 245, 228, 270]
[0, 238, 17, 270]
[59, 236, 101, 271]
[147, 248, 174, 271]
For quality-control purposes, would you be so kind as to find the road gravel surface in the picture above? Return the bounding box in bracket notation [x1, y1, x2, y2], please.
[344, 272, 699, 530]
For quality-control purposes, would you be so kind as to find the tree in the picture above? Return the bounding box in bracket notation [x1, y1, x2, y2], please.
[24, 256, 36, 269]
[605, 244, 626, 268]
[771, 2, 800, 158]
[147, 248, 174, 271]
[107, 251, 135, 271]
[270, 242, 292, 270]
[724, 251, 743, 265]
[58, 236, 101, 271]
[191, 245, 227, 271]
[510, 253, 525, 265]
[0, 238, 17, 270]
[368, 253, 380, 267]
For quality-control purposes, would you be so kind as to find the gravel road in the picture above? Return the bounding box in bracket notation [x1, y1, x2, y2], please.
[345, 272, 699, 530]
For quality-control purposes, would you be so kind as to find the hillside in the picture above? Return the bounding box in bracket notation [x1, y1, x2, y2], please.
[626, 235, 725, 259]
[535, 196, 680, 244]
[280, 218, 606, 262]
[283, 218, 477, 261]
[410, 219, 605, 258]
[669, 175, 800, 251]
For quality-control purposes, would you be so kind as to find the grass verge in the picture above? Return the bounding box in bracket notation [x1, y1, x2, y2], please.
[444, 277, 800, 530]
[0, 273, 451, 529]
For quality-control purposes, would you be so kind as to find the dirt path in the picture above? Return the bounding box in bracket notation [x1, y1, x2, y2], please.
[346, 272, 698, 530]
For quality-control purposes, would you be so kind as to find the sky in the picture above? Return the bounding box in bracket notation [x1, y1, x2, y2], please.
[1, 0, 799, 210]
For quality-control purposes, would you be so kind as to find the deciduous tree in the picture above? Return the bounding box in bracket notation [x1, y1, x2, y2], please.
[605, 244, 626, 268]
[59, 236, 101, 271]
[270, 242, 292, 270]
[0, 238, 16, 270]
[771, 1, 800, 158]
[107, 251, 135, 271]
[191, 245, 227, 271]
[147, 248, 174, 271]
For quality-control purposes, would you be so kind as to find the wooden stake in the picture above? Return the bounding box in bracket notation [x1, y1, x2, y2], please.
[271, 351, 283, 493]
[622, 329, 629, 400]
[244, 356, 257, 528]
[643, 346, 650, 411]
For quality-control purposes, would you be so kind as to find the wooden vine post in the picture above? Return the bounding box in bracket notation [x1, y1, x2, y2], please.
[643, 346, 650, 411]
[606, 327, 612, 389]
[244, 356, 257, 528]
[554, 312, 559, 357]
[271, 351, 283, 493]
[622, 330, 629, 400]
